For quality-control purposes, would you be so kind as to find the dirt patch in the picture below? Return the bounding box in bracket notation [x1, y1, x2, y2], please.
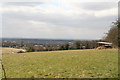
[2, 47, 25, 55]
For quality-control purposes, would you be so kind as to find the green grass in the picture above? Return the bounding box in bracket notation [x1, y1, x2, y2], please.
[2, 49, 118, 78]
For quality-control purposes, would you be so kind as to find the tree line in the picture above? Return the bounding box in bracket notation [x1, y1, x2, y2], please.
[25, 40, 102, 52]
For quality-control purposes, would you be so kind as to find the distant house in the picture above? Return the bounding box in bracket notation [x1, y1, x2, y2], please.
[97, 42, 112, 49]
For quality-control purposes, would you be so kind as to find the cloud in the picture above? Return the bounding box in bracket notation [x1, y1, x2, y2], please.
[3, 2, 43, 7]
[76, 2, 117, 11]
[1, 1, 118, 39]
[94, 7, 117, 17]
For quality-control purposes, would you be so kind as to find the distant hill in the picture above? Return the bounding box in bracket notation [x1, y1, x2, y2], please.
[1, 38, 74, 42]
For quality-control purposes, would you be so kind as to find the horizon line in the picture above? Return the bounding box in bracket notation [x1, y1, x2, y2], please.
[1, 37, 101, 41]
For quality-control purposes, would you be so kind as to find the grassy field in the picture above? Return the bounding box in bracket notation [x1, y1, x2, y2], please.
[2, 49, 118, 78]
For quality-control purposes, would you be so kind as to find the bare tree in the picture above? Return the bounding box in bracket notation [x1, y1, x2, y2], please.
[104, 21, 119, 48]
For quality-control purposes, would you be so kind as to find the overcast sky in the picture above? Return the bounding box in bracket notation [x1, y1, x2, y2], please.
[0, 0, 118, 40]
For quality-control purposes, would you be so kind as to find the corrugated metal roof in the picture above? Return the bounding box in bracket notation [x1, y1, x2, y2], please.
[97, 42, 112, 44]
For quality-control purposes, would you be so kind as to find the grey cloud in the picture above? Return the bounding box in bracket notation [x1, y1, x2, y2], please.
[2, 2, 118, 39]
[5, 11, 116, 30]
[77, 2, 117, 11]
